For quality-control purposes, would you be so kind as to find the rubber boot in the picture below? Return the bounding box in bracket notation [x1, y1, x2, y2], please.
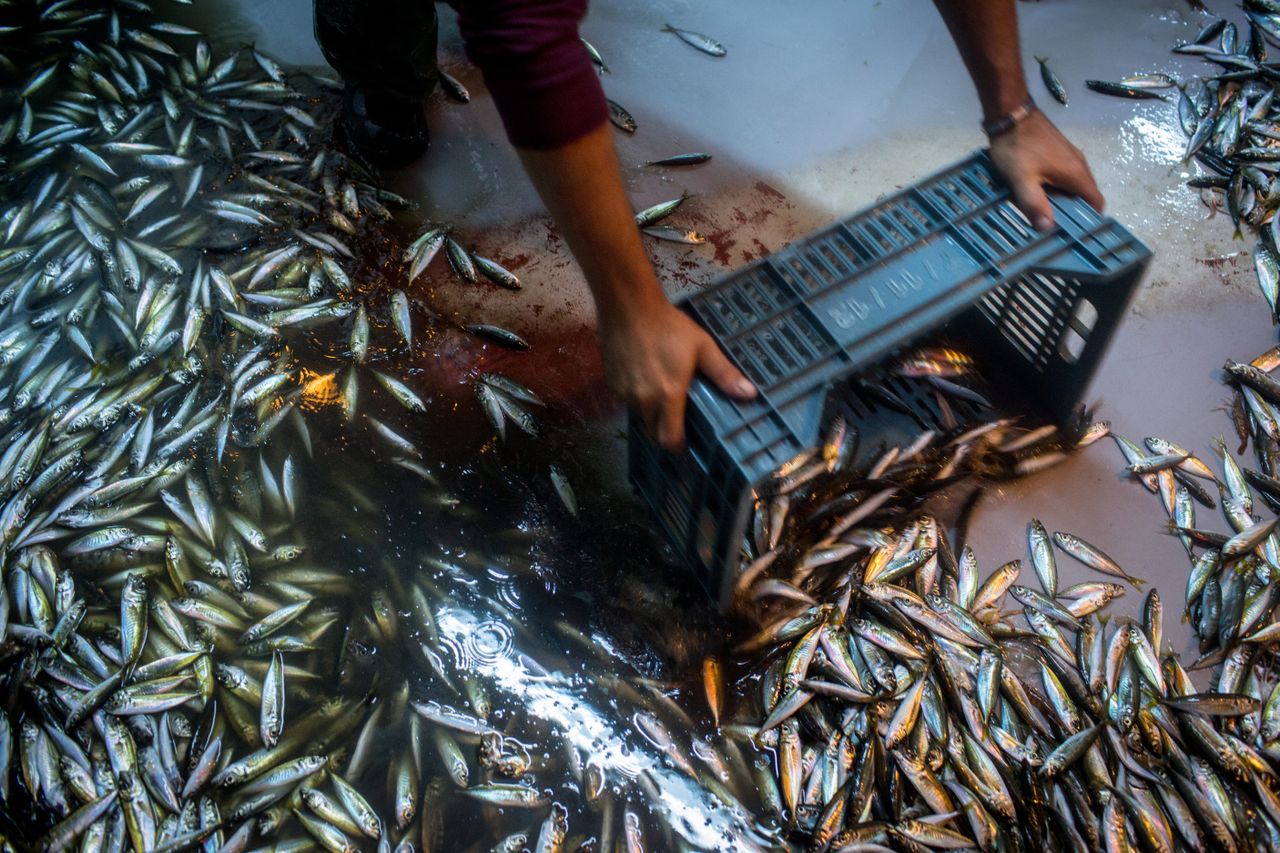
[313, 0, 440, 167]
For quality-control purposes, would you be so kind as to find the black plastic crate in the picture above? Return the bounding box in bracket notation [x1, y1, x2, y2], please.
[628, 150, 1152, 607]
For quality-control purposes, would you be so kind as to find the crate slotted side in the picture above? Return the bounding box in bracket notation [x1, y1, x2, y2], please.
[628, 151, 1151, 605]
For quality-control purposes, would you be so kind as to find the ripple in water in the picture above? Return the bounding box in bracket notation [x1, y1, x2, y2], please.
[485, 565, 523, 611]
[441, 613, 515, 669]
[470, 619, 515, 665]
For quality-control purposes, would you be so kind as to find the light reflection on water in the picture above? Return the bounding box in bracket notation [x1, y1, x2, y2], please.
[433, 601, 771, 851]
[282, 404, 781, 850]
[1119, 113, 1187, 167]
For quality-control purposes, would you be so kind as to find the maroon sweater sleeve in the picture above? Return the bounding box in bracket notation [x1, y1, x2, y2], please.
[457, 0, 609, 150]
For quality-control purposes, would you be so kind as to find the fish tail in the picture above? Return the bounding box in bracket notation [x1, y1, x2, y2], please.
[1034, 55, 1048, 64]
[661, 23, 676, 32]
[1128, 575, 1147, 589]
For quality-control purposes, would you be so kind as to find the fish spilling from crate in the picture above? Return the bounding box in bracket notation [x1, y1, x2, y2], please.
[717, 374, 1280, 850]
[629, 150, 1152, 606]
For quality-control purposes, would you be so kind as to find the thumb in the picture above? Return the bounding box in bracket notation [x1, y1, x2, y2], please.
[699, 339, 756, 401]
[1009, 173, 1055, 232]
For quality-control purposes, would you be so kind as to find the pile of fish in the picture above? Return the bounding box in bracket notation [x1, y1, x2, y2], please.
[1105, 6, 1280, 670]
[718, 343, 1280, 849]
[1124, 2, 1280, 299]
[0, 0, 788, 851]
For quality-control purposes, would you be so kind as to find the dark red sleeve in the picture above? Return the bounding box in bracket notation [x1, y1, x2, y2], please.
[457, 0, 609, 150]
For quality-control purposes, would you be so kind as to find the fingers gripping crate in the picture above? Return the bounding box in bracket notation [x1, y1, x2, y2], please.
[627, 150, 1152, 607]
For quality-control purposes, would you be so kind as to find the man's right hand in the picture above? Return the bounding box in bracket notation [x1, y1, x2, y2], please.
[599, 300, 757, 452]
[513, 122, 755, 449]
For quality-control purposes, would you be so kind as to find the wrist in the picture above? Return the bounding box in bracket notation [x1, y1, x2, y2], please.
[980, 81, 1031, 125]
[982, 95, 1037, 140]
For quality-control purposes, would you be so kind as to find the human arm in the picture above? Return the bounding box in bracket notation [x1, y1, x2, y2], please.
[516, 125, 757, 450]
[457, 0, 755, 451]
[932, 0, 1105, 227]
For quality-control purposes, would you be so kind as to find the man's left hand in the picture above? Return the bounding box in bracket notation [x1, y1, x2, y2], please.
[989, 110, 1105, 230]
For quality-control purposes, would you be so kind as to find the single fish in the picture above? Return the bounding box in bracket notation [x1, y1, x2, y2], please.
[1118, 72, 1177, 89]
[445, 236, 478, 283]
[407, 229, 447, 282]
[644, 152, 712, 167]
[662, 23, 727, 56]
[349, 303, 370, 364]
[641, 225, 706, 244]
[1222, 516, 1278, 558]
[1086, 80, 1168, 100]
[1028, 519, 1058, 596]
[391, 289, 413, 347]
[1160, 692, 1260, 716]
[472, 255, 521, 289]
[373, 371, 428, 413]
[582, 37, 609, 74]
[260, 652, 284, 748]
[439, 69, 470, 103]
[635, 195, 688, 227]
[482, 373, 546, 407]
[460, 784, 549, 808]
[607, 98, 638, 133]
[550, 465, 578, 517]
[1036, 57, 1068, 105]
[466, 324, 529, 351]
[1053, 531, 1146, 588]
[475, 382, 507, 441]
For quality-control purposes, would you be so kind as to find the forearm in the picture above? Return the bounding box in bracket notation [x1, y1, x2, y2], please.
[932, 0, 1029, 120]
[516, 121, 754, 449]
[517, 122, 667, 325]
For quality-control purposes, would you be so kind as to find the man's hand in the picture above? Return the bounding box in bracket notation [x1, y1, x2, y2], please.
[931, 0, 1104, 229]
[514, 124, 755, 450]
[599, 301, 756, 451]
[989, 110, 1105, 230]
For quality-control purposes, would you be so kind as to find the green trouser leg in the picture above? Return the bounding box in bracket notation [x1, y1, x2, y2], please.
[313, 0, 440, 103]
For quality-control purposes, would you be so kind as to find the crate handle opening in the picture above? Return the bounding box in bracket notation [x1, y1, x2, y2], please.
[1058, 326, 1088, 363]
[1069, 298, 1098, 334]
